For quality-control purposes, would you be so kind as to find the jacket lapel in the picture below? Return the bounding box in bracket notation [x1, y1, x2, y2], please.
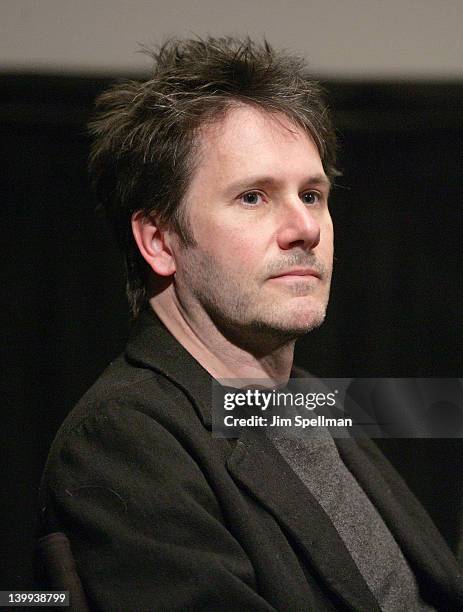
[227, 428, 381, 612]
[336, 437, 463, 608]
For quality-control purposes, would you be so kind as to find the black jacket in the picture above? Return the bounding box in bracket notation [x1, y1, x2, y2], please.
[38, 308, 463, 611]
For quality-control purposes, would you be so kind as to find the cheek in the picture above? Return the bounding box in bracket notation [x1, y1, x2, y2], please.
[198, 223, 261, 270]
[321, 218, 334, 254]
[223, 235, 261, 273]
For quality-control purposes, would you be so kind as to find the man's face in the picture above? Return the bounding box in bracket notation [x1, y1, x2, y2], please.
[170, 105, 334, 345]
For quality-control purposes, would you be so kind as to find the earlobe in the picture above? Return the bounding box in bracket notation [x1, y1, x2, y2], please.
[131, 211, 176, 276]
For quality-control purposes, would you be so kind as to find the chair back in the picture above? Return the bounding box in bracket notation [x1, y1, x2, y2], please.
[37, 532, 91, 612]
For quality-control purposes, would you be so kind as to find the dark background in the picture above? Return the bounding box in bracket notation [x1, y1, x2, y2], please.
[2, 75, 462, 589]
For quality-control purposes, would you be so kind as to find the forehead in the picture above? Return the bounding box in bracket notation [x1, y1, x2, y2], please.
[193, 105, 325, 186]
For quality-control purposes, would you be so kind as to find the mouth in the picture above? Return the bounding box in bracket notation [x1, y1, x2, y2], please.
[269, 268, 321, 281]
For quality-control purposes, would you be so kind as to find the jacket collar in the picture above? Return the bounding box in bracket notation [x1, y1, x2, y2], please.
[125, 307, 215, 426]
[125, 306, 308, 429]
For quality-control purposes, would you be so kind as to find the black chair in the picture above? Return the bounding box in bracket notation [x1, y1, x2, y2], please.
[36, 532, 91, 612]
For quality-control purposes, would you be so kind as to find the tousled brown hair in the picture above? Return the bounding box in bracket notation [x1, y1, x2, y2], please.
[88, 36, 339, 317]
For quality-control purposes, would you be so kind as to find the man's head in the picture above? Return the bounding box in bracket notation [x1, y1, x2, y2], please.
[142, 105, 334, 349]
[89, 36, 338, 331]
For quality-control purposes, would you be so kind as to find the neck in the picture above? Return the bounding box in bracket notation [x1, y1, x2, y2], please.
[149, 285, 296, 386]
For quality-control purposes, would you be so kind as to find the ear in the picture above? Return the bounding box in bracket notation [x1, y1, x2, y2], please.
[131, 210, 176, 276]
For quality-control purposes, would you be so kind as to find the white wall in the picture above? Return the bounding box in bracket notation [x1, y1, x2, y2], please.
[1, 0, 462, 79]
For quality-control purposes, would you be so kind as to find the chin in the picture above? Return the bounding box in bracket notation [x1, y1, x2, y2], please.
[253, 307, 327, 339]
[207, 298, 328, 347]
[279, 299, 328, 329]
[285, 312, 326, 335]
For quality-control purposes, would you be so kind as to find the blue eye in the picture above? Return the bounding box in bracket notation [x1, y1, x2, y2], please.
[240, 192, 262, 207]
[301, 191, 320, 205]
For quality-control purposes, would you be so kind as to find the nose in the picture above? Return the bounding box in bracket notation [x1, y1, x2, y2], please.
[276, 198, 321, 251]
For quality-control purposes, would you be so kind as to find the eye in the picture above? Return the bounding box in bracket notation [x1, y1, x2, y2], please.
[239, 191, 264, 207]
[301, 191, 321, 205]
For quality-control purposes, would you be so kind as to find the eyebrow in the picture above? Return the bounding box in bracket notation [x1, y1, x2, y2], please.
[224, 173, 332, 196]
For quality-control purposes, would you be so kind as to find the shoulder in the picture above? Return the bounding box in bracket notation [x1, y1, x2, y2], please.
[38, 372, 225, 541]
[50, 351, 204, 452]
[36, 367, 256, 610]
[39, 352, 221, 525]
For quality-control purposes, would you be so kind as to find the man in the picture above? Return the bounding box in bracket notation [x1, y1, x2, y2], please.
[38, 37, 463, 610]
